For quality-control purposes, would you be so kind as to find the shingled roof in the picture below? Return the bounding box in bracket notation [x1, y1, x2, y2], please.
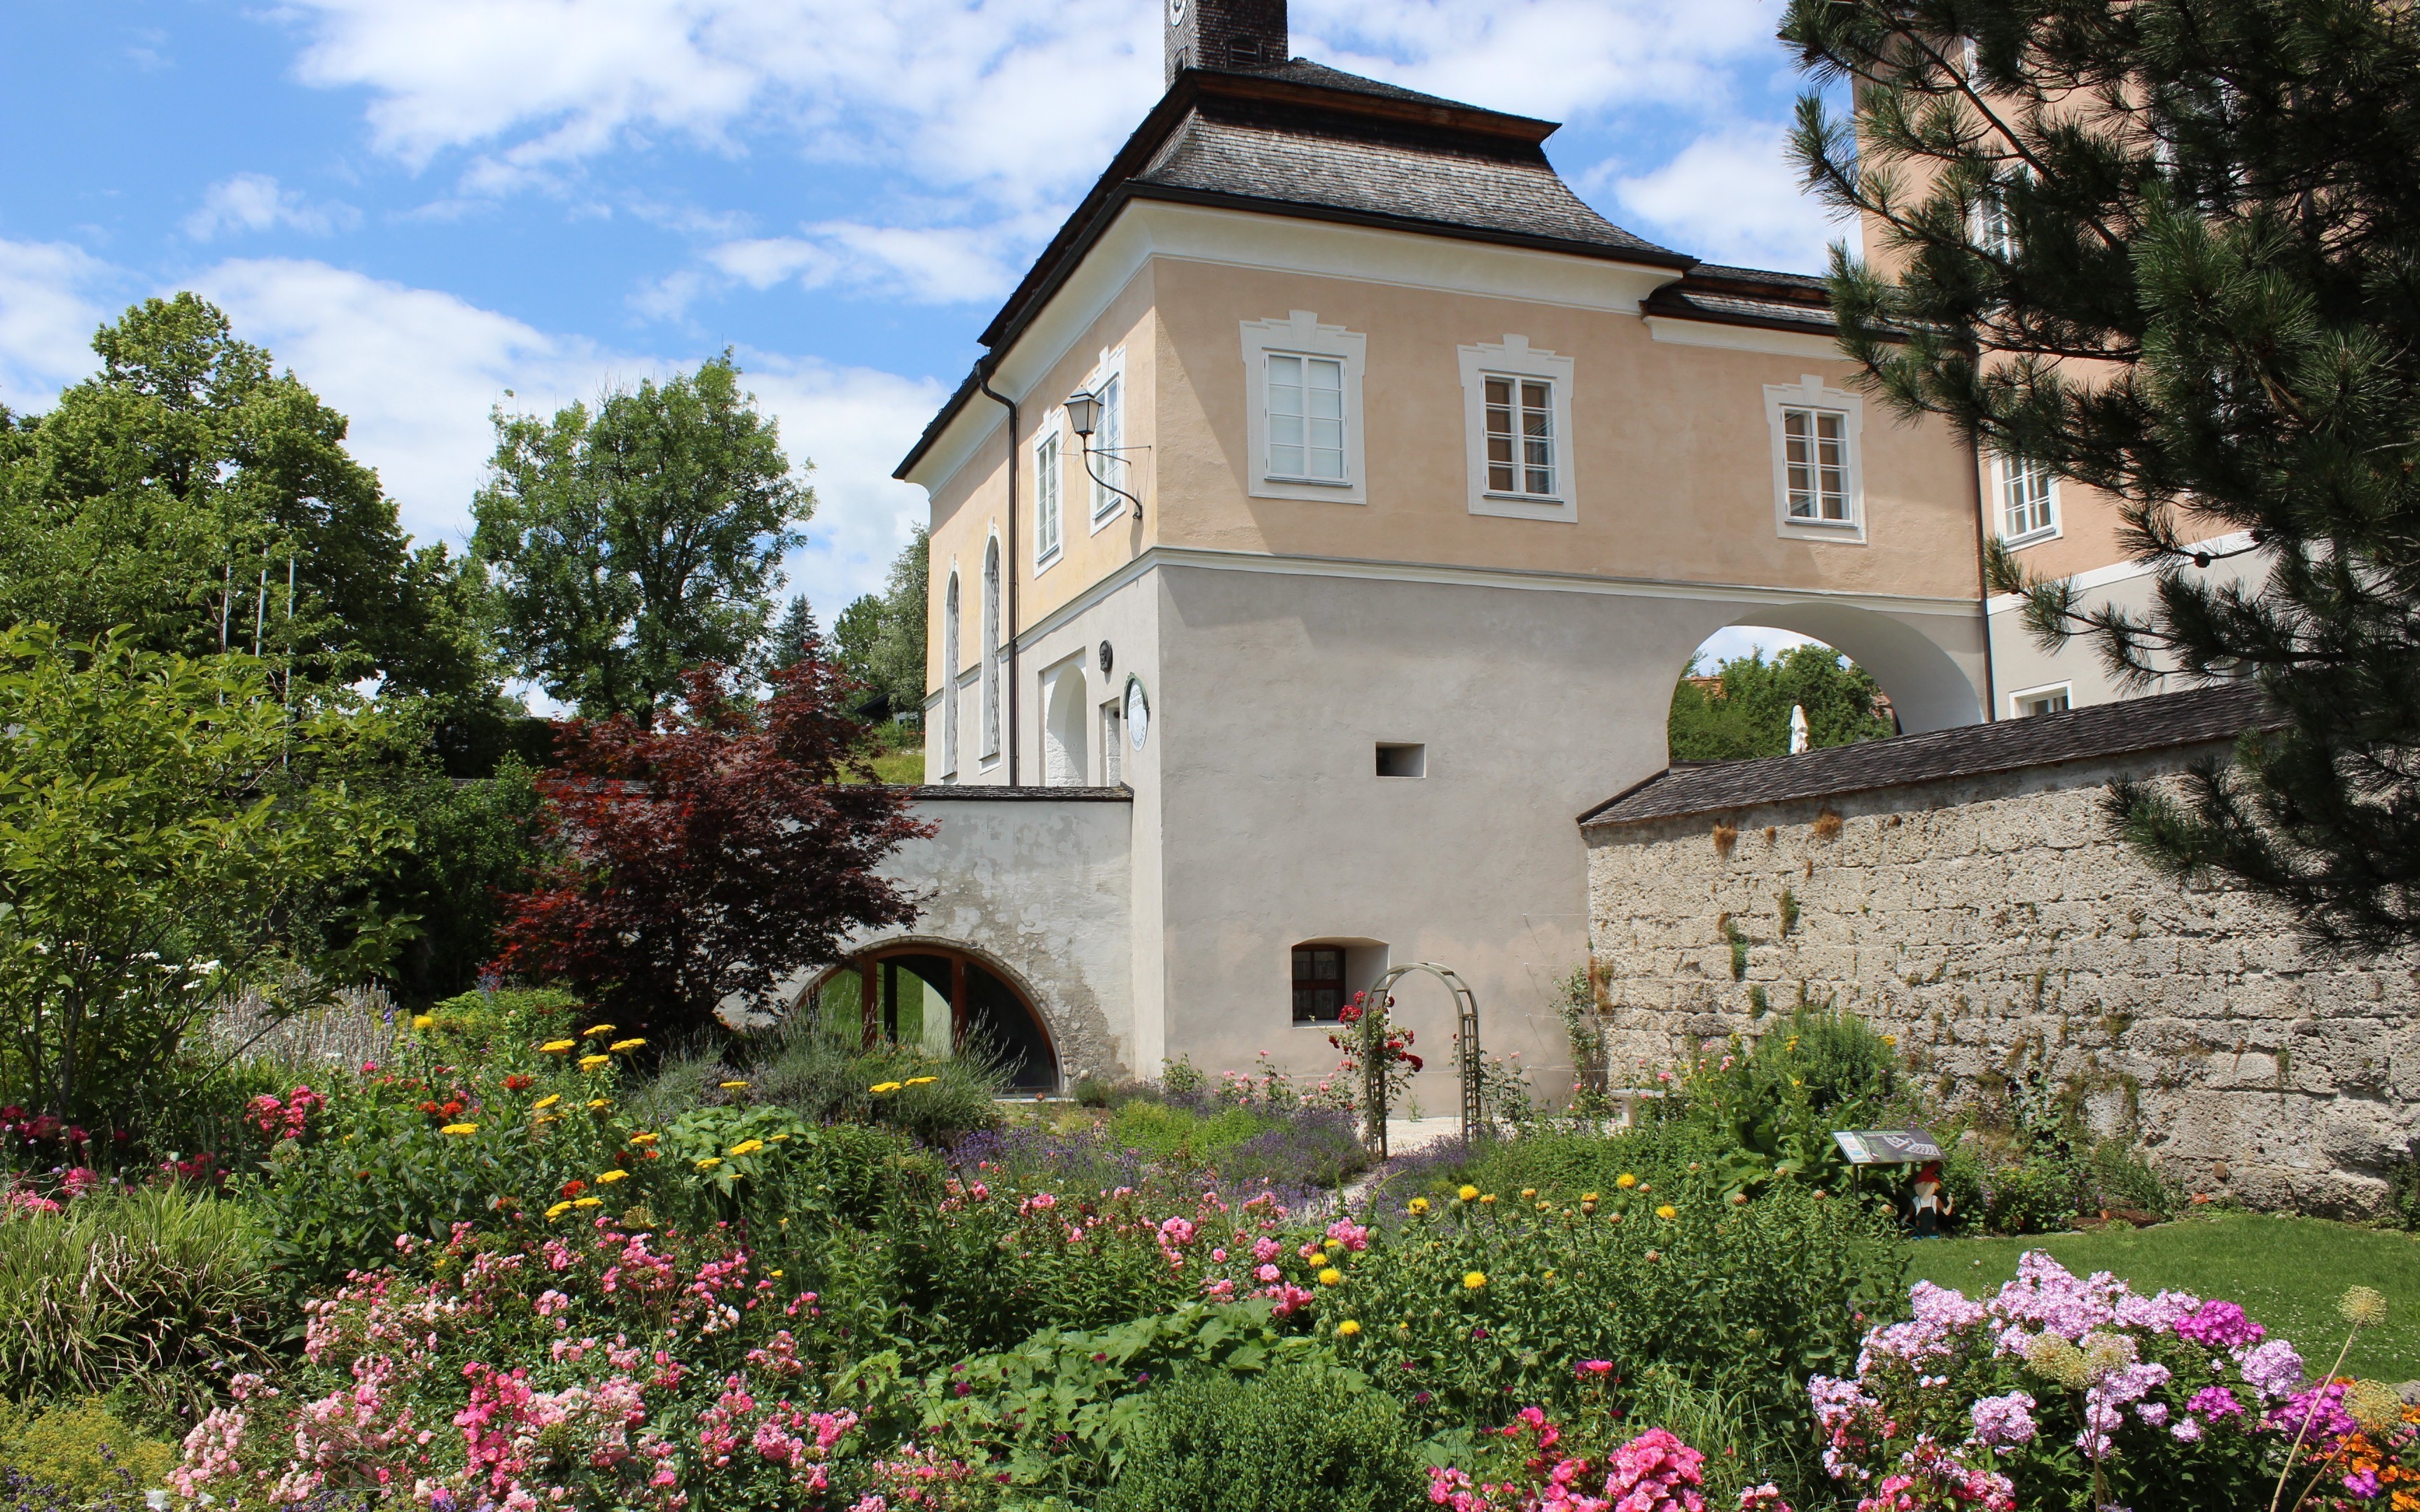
[896, 57, 1695, 480]
[1577, 682, 2277, 829]
[1642, 263, 1839, 337]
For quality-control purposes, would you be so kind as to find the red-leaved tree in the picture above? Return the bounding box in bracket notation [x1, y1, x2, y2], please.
[493, 646, 930, 1043]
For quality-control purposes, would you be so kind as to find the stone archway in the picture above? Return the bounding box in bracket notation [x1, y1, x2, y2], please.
[1669, 598, 1987, 743]
[802, 941, 1061, 1093]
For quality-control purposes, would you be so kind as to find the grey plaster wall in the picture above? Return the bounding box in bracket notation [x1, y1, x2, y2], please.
[828, 792, 1137, 1085]
[1583, 748, 2420, 1217]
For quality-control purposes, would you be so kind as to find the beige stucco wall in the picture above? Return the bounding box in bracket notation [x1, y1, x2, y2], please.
[1583, 753, 2420, 1217]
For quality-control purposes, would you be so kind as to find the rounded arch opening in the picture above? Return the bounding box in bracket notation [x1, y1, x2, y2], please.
[801, 941, 1060, 1094]
[1666, 606, 1984, 764]
[1042, 664, 1088, 786]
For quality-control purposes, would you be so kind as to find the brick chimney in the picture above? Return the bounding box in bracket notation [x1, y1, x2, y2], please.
[1165, 0, 1288, 85]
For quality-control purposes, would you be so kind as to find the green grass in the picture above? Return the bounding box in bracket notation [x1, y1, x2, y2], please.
[870, 746, 924, 783]
[1905, 1211, 2420, 1381]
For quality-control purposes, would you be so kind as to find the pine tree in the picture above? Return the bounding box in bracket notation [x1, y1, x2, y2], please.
[1781, 0, 2420, 954]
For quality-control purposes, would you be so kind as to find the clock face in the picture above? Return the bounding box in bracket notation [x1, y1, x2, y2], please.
[1125, 678, 1150, 750]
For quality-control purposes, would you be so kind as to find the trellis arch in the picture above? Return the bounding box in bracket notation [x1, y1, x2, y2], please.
[1357, 962, 1480, 1159]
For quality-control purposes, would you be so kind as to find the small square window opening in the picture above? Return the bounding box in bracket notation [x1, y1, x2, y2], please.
[2017, 687, 2072, 717]
[1292, 946, 1347, 1023]
[1375, 743, 1426, 778]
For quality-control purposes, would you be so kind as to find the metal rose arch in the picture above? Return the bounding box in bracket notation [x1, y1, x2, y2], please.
[1356, 962, 1481, 1161]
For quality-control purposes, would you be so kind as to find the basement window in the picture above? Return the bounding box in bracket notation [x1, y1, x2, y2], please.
[1375, 743, 1426, 778]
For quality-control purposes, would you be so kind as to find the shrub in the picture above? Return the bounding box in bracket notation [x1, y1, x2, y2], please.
[1980, 1156, 2081, 1236]
[415, 985, 580, 1054]
[0, 1399, 174, 1504]
[0, 1187, 274, 1412]
[1097, 1361, 1426, 1512]
[662, 1017, 1005, 1148]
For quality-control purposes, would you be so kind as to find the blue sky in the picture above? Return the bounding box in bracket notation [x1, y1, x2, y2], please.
[0, 0, 1843, 665]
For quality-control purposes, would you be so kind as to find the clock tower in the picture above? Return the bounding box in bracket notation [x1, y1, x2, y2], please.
[1164, 0, 1288, 85]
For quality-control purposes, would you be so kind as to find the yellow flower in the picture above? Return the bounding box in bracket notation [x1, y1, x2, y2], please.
[411, 1014, 435, 1030]
[1463, 1270, 1488, 1290]
[1317, 1268, 1343, 1287]
[597, 1170, 630, 1184]
[541, 1040, 576, 1054]
[1336, 1320, 1361, 1337]
[583, 1025, 616, 1037]
[1655, 1205, 1678, 1220]
[1457, 1185, 1480, 1203]
[1581, 1192, 1601, 1203]
[869, 1082, 904, 1095]
[769, 1270, 784, 1279]
[578, 1054, 611, 1070]
[696, 1157, 724, 1170]
[609, 1038, 646, 1053]
[531, 1095, 562, 1111]
[587, 1098, 611, 1110]
[440, 1122, 479, 1136]
[572, 1196, 602, 1209]
[729, 1140, 766, 1156]
[903, 1076, 938, 1086]
[627, 1132, 658, 1146]
[770, 1133, 791, 1142]
[1615, 1173, 1636, 1189]
[719, 1081, 750, 1091]
[1520, 1189, 1537, 1200]
[1407, 1197, 1431, 1216]
[1323, 1237, 1343, 1250]
[1479, 1194, 1498, 1205]
[545, 1200, 572, 1219]
[1881, 1035, 1898, 1047]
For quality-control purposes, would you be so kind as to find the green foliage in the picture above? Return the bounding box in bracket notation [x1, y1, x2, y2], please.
[380, 758, 546, 1004]
[889, 1299, 1334, 1501]
[1781, 0, 2420, 954]
[1316, 1179, 1902, 1455]
[0, 628, 410, 1128]
[0, 295, 492, 705]
[1980, 1156, 2080, 1236]
[830, 528, 930, 724]
[1097, 1360, 1425, 1512]
[1681, 1007, 1902, 1200]
[415, 984, 580, 1053]
[0, 1397, 176, 1504]
[1667, 644, 1896, 763]
[0, 1187, 274, 1413]
[471, 353, 812, 720]
[723, 1015, 1005, 1147]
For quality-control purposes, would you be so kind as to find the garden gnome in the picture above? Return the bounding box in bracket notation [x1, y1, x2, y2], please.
[1910, 1160, 1951, 1237]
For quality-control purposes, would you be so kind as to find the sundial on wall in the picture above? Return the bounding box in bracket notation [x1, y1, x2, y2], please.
[1125, 676, 1149, 750]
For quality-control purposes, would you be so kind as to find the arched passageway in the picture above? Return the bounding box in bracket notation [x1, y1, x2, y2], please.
[1712, 603, 1984, 734]
[804, 944, 1061, 1093]
[1043, 665, 1088, 785]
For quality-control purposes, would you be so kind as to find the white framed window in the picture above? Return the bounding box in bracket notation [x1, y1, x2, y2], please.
[1975, 167, 2026, 260]
[1089, 365, 1127, 528]
[1239, 310, 1366, 503]
[980, 536, 1001, 762]
[1457, 335, 1577, 522]
[1998, 452, 2059, 545]
[2012, 681, 2072, 718]
[1033, 424, 1063, 568]
[941, 570, 960, 779]
[1763, 376, 1866, 542]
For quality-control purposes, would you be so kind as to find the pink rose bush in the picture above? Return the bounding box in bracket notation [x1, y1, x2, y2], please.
[167, 1217, 853, 1511]
[1426, 1408, 1784, 1512]
[1811, 1252, 2420, 1511]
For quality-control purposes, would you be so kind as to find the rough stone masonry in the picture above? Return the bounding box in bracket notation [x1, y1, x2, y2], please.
[1578, 686, 2420, 1218]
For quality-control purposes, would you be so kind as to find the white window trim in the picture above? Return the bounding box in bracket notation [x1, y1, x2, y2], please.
[1080, 347, 1130, 532]
[940, 566, 961, 780]
[1994, 451, 2062, 549]
[1763, 374, 1867, 544]
[980, 532, 1002, 765]
[2009, 680, 2073, 718]
[1457, 335, 1577, 524]
[1239, 310, 1367, 504]
[1032, 412, 1065, 574]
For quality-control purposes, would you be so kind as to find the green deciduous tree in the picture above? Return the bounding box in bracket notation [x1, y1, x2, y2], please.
[0, 295, 492, 709]
[830, 528, 930, 722]
[1668, 644, 1898, 762]
[0, 628, 410, 1126]
[1782, 0, 2420, 953]
[472, 354, 812, 721]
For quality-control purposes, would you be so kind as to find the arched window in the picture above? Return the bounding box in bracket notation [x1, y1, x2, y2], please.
[981, 537, 1001, 761]
[942, 572, 961, 778]
[806, 944, 1059, 1092]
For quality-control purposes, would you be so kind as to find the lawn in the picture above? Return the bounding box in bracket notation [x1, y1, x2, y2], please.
[1905, 1210, 2420, 1382]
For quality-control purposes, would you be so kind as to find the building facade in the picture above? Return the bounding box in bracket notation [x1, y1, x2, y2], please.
[808, 1, 2216, 1102]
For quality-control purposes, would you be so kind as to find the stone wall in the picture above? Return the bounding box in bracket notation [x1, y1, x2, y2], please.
[1583, 741, 2420, 1217]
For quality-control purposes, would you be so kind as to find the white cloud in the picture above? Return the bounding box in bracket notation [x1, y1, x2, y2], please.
[0, 237, 118, 411]
[183, 174, 361, 241]
[186, 258, 938, 622]
[1692, 625, 1824, 671]
[700, 224, 1017, 307]
[1608, 122, 1846, 274]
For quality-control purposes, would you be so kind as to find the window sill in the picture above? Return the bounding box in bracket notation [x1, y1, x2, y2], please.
[2000, 526, 2061, 550]
[1264, 473, 1354, 489]
[1034, 547, 1062, 576]
[1482, 491, 1564, 506]
[1088, 504, 1125, 536]
[1783, 515, 1862, 529]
